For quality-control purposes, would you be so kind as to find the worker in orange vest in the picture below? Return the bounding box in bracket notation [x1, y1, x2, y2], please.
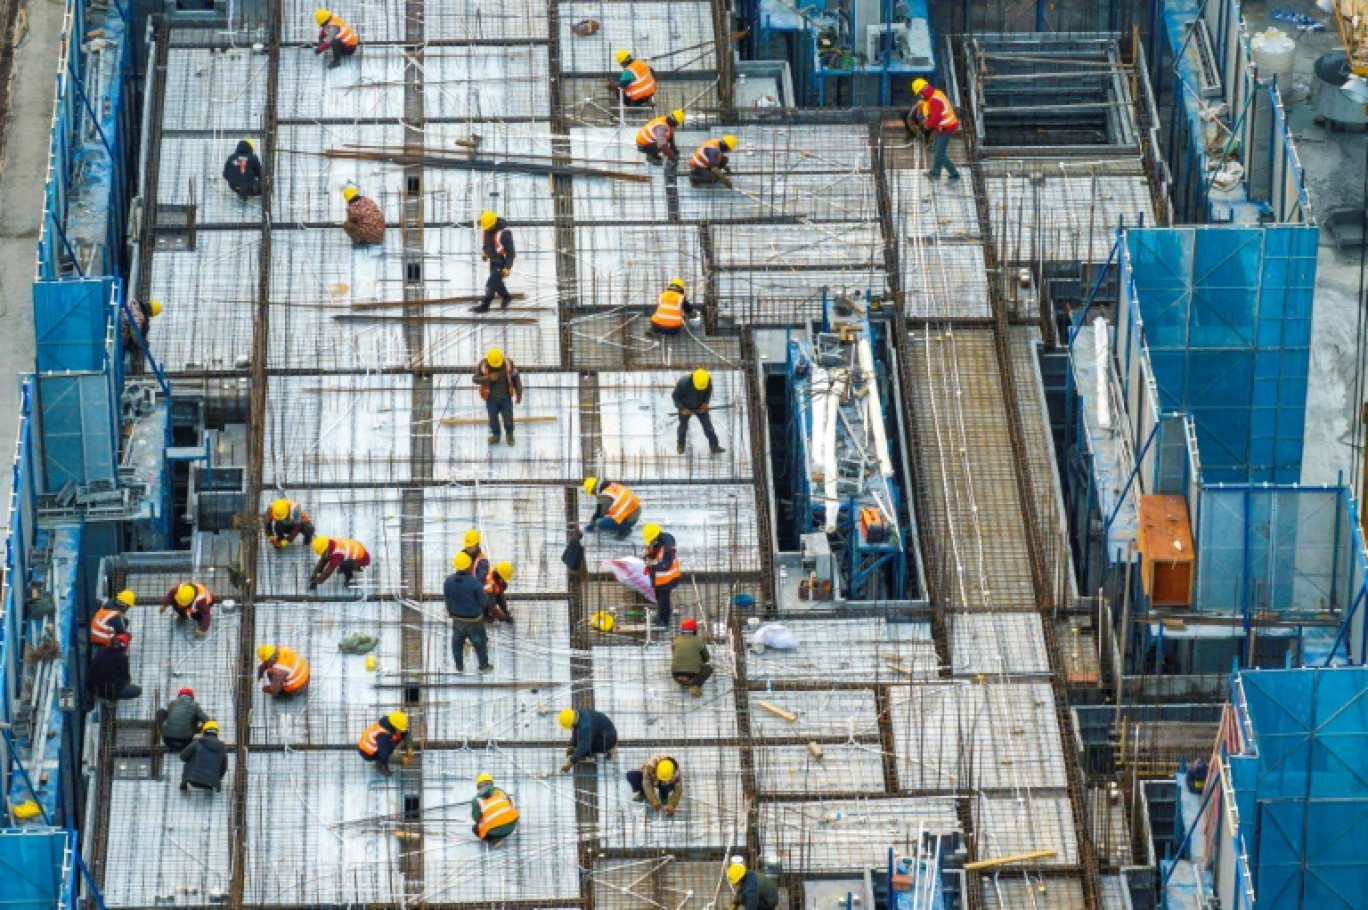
[257, 645, 312, 697]
[471, 773, 520, 843]
[263, 497, 315, 549]
[484, 561, 514, 624]
[643, 524, 681, 628]
[615, 50, 657, 106]
[582, 477, 641, 539]
[160, 582, 214, 637]
[908, 78, 960, 180]
[358, 711, 410, 776]
[650, 278, 698, 336]
[473, 348, 522, 445]
[473, 212, 516, 313]
[688, 135, 737, 188]
[92, 590, 135, 648]
[309, 536, 371, 590]
[314, 8, 359, 68]
[636, 109, 684, 166]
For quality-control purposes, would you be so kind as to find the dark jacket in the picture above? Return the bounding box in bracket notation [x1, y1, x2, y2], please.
[735, 871, 779, 910]
[156, 696, 209, 740]
[179, 734, 229, 790]
[444, 572, 489, 621]
[87, 645, 131, 696]
[482, 221, 516, 269]
[671, 634, 711, 676]
[646, 532, 679, 590]
[569, 708, 618, 762]
[473, 360, 523, 402]
[222, 140, 263, 192]
[671, 375, 712, 413]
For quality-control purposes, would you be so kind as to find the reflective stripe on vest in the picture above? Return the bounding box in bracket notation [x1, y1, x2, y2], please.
[624, 60, 656, 101]
[652, 289, 685, 329]
[332, 17, 358, 47]
[484, 573, 507, 596]
[920, 90, 959, 132]
[650, 545, 681, 586]
[492, 228, 510, 256]
[603, 483, 640, 523]
[92, 609, 120, 647]
[689, 139, 723, 170]
[331, 538, 367, 562]
[477, 790, 521, 836]
[187, 583, 214, 612]
[277, 649, 311, 692]
[636, 116, 671, 148]
[358, 720, 385, 755]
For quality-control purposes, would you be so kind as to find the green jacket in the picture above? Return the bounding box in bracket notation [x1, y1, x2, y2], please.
[155, 697, 208, 740]
[671, 634, 711, 675]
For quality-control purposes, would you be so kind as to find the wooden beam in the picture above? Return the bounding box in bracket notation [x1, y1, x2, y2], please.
[963, 850, 1058, 871]
[755, 700, 797, 722]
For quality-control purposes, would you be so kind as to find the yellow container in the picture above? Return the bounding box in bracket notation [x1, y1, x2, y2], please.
[366, 655, 377, 671]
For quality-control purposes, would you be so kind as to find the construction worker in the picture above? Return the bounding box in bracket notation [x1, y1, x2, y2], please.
[87, 634, 141, 702]
[626, 755, 682, 814]
[673, 368, 725, 455]
[92, 589, 135, 648]
[178, 721, 228, 793]
[671, 618, 714, 696]
[471, 773, 520, 843]
[256, 644, 311, 697]
[643, 524, 681, 628]
[688, 135, 737, 187]
[121, 298, 161, 365]
[908, 78, 960, 180]
[155, 687, 210, 751]
[263, 497, 314, 548]
[582, 477, 641, 539]
[222, 139, 263, 200]
[473, 348, 523, 445]
[309, 535, 371, 589]
[484, 561, 514, 624]
[636, 109, 684, 166]
[615, 50, 657, 106]
[473, 211, 516, 313]
[458, 528, 490, 581]
[161, 582, 214, 636]
[728, 863, 780, 910]
[446, 552, 493, 674]
[651, 278, 698, 336]
[358, 712, 410, 776]
[559, 707, 618, 772]
[342, 185, 385, 245]
[314, 8, 359, 67]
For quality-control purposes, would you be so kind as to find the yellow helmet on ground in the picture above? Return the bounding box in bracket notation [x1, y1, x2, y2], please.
[656, 758, 676, 781]
[115, 589, 136, 608]
[721, 135, 738, 150]
[486, 348, 504, 369]
[669, 109, 686, 126]
[693, 368, 710, 391]
[202, 720, 220, 734]
[257, 644, 277, 662]
[476, 773, 494, 786]
[463, 529, 482, 548]
[388, 711, 409, 732]
[911, 77, 929, 95]
[312, 537, 330, 556]
[479, 211, 498, 230]
[558, 708, 577, 729]
[271, 498, 291, 520]
[315, 8, 331, 25]
[342, 185, 359, 202]
[583, 477, 599, 495]
[495, 561, 514, 581]
[643, 523, 662, 544]
[590, 611, 615, 632]
[175, 584, 197, 607]
[453, 552, 473, 571]
[149, 299, 163, 317]
[727, 864, 747, 886]
[615, 49, 632, 65]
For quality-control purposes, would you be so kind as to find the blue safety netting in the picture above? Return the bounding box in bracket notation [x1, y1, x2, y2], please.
[0, 829, 72, 909]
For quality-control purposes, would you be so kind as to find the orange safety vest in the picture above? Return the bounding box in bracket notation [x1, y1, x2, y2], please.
[91, 608, 122, 647]
[476, 789, 521, 836]
[358, 720, 393, 756]
[623, 60, 656, 102]
[689, 139, 725, 170]
[181, 583, 214, 613]
[602, 482, 640, 523]
[652, 289, 686, 329]
[648, 542, 681, 586]
[330, 16, 359, 47]
[636, 116, 672, 148]
[329, 538, 368, 562]
[919, 89, 959, 132]
[477, 358, 516, 401]
[484, 572, 507, 596]
[488, 228, 511, 257]
[274, 648, 311, 692]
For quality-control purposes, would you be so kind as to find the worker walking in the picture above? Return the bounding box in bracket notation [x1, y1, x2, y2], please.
[559, 707, 618, 772]
[643, 523, 681, 628]
[473, 348, 522, 445]
[484, 561, 515, 624]
[309, 536, 371, 589]
[728, 863, 780, 910]
[615, 50, 657, 106]
[627, 755, 683, 815]
[358, 712, 410, 776]
[688, 135, 738, 187]
[908, 78, 960, 180]
[256, 644, 311, 697]
[87, 634, 141, 703]
[673, 368, 725, 455]
[92, 589, 135, 648]
[314, 8, 359, 67]
[155, 687, 210, 751]
[651, 278, 698, 336]
[446, 553, 493, 675]
[263, 497, 315, 549]
[473, 211, 516, 313]
[582, 477, 641, 539]
[672, 618, 714, 696]
[471, 773, 520, 843]
[342, 185, 385, 245]
[161, 582, 214, 636]
[636, 109, 684, 166]
[222, 139, 263, 200]
[179, 721, 228, 793]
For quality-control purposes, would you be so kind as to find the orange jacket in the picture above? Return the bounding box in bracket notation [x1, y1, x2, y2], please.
[622, 60, 656, 101]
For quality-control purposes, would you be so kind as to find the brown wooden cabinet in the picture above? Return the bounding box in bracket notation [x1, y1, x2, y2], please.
[1137, 494, 1196, 608]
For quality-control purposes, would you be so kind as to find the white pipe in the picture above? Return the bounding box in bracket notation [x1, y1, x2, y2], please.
[809, 365, 828, 491]
[822, 372, 841, 533]
[1093, 316, 1111, 430]
[857, 338, 894, 478]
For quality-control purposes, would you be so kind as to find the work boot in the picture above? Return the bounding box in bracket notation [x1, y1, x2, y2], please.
[631, 792, 644, 803]
[647, 153, 664, 166]
[471, 301, 492, 314]
[376, 762, 393, 777]
[327, 54, 341, 69]
[689, 685, 702, 698]
[479, 664, 494, 674]
[676, 441, 685, 455]
[500, 296, 512, 309]
[488, 434, 500, 444]
[506, 432, 515, 446]
[710, 444, 725, 455]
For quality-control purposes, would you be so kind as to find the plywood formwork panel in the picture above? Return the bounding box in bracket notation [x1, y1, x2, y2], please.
[242, 750, 402, 904]
[591, 643, 738, 740]
[125, 608, 242, 746]
[254, 488, 406, 596]
[432, 372, 582, 483]
[422, 167, 556, 225]
[949, 612, 1051, 678]
[592, 859, 729, 910]
[263, 374, 413, 487]
[422, 486, 571, 595]
[678, 172, 879, 224]
[576, 483, 761, 574]
[596, 745, 746, 850]
[557, 2, 717, 73]
[679, 127, 873, 173]
[147, 231, 260, 373]
[983, 878, 1086, 909]
[163, 48, 268, 131]
[901, 242, 990, 319]
[157, 134, 263, 227]
[274, 124, 406, 224]
[280, 0, 409, 43]
[276, 48, 409, 122]
[755, 743, 886, 795]
[597, 370, 752, 482]
[575, 224, 704, 307]
[889, 170, 981, 240]
[423, 0, 551, 40]
[973, 793, 1079, 866]
[747, 690, 881, 740]
[569, 313, 744, 371]
[711, 223, 884, 270]
[744, 619, 939, 683]
[758, 797, 961, 873]
[421, 46, 553, 120]
[983, 175, 1154, 265]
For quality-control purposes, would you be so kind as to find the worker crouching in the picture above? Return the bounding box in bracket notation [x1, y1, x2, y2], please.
[87, 634, 142, 703]
[263, 497, 314, 549]
[161, 582, 214, 636]
[560, 707, 618, 772]
[471, 773, 520, 844]
[688, 135, 737, 188]
[358, 711, 411, 777]
[314, 8, 359, 68]
[627, 755, 682, 815]
[671, 619, 714, 697]
[728, 863, 780, 910]
[256, 644, 311, 697]
[636, 109, 684, 166]
[156, 687, 210, 751]
[651, 278, 698, 337]
[179, 721, 228, 794]
[222, 139, 262, 201]
[484, 561, 515, 624]
[91, 589, 134, 648]
[615, 50, 657, 106]
[582, 477, 641, 539]
[309, 535, 371, 590]
[341, 185, 385, 245]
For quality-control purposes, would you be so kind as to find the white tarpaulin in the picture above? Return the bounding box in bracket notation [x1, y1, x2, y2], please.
[604, 556, 656, 603]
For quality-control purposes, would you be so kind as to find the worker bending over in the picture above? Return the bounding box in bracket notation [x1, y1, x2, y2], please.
[458, 529, 490, 582]
[728, 863, 779, 910]
[907, 78, 960, 180]
[156, 687, 209, 751]
[615, 50, 657, 105]
[688, 135, 737, 188]
[636, 109, 684, 166]
[627, 755, 682, 815]
[484, 561, 515, 624]
[88, 634, 141, 702]
[651, 278, 698, 336]
[672, 618, 714, 696]
[256, 644, 311, 697]
[314, 8, 359, 67]
[342, 185, 385, 245]
[161, 582, 214, 636]
[583, 477, 641, 539]
[222, 139, 262, 201]
[358, 712, 410, 777]
[643, 523, 681, 628]
[179, 722, 228, 793]
[474, 348, 522, 445]
[309, 536, 370, 589]
[92, 589, 134, 648]
[673, 368, 725, 455]
[471, 773, 520, 843]
[263, 497, 314, 548]
[446, 552, 493, 674]
[473, 211, 515, 313]
[560, 707, 618, 772]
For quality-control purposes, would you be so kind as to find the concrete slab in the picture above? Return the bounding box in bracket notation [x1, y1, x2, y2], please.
[158, 133, 264, 227]
[148, 231, 261, 373]
[163, 48, 269, 131]
[595, 745, 745, 850]
[949, 612, 1051, 678]
[263, 374, 413, 487]
[557, 3, 717, 74]
[973, 793, 1078, 865]
[754, 743, 886, 794]
[275, 124, 406, 224]
[743, 619, 938, 683]
[577, 483, 762, 574]
[254, 488, 406, 596]
[432, 372, 582, 483]
[747, 690, 881, 740]
[758, 797, 961, 873]
[901, 242, 990, 319]
[591, 643, 738, 740]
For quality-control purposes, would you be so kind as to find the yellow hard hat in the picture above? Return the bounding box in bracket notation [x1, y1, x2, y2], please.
[669, 109, 686, 126]
[486, 348, 505, 369]
[495, 561, 514, 581]
[388, 711, 409, 732]
[257, 644, 277, 662]
[558, 708, 577, 729]
[669, 277, 686, 291]
[463, 529, 482, 548]
[342, 185, 359, 202]
[693, 368, 710, 390]
[312, 536, 330, 556]
[656, 758, 676, 782]
[476, 773, 494, 786]
[721, 134, 738, 150]
[244, 139, 255, 152]
[175, 584, 197, 607]
[727, 864, 747, 886]
[911, 77, 928, 95]
[479, 211, 498, 230]
[616, 49, 632, 65]
[583, 477, 599, 496]
[271, 498, 290, 520]
[115, 589, 136, 608]
[149, 299, 163, 317]
[590, 610, 615, 633]
[315, 8, 331, 25]
[452, 552, 473, 571]
[202, 720, 220, 734]
[643, 523, 662, 544]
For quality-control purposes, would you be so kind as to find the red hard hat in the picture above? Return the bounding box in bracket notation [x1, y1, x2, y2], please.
[178, 687, 194, 698]
[680, 619, 698, 632]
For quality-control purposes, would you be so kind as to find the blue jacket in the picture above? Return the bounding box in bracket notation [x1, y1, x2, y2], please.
[569, 708, 618, 762]
[444, 572, 489, 620]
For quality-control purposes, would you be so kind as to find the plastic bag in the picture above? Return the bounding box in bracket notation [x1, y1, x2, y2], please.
[750, 623, 798, 654]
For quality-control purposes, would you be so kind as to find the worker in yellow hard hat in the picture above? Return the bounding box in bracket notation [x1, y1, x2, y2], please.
[471, 773, 521, 842]
[314, 8, 359, 68]
[178, 718, 228, 794]
[92, 589, 135, 648]
[559, 707, 618, 772]
[672, 368, 725, 455]
[341, 184, 385, 245]
[582, 477, 641, 539]
[358, 711, 410, 776]
[160, 581, 215, 637]
[688, 135, 738, 188]
[615, 49, 657, 105]
[636, 109, 685, 166]
[263, 497, 314, 548]
[728, 863, 779, 910]
[484, 561, 515, 624]
[650, 277, 699, 337]
[309, 535, 371, 590]
[223, 138, 263, 200]
[642, 523, 681, 628]
[445, 551, 493, 675]
[121, 297, 162, 373]
[627, 755, 683, 814]
[257, 644, 311, 697]
[474, 346, 523, 445]
[473, 212, 516, 313]
[456, 529, 490, 581]
[905, 77, 960, 179]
